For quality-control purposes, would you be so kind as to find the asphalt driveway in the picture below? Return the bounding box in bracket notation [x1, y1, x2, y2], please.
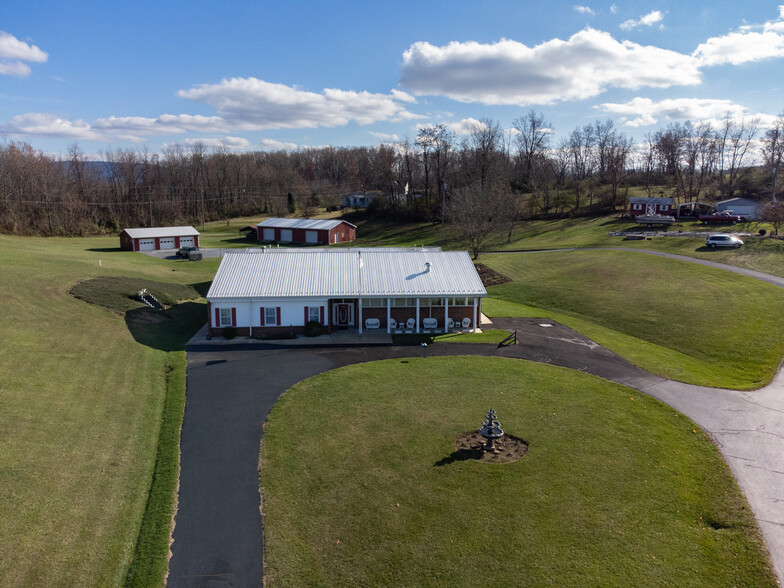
[166, 320, 655, 587]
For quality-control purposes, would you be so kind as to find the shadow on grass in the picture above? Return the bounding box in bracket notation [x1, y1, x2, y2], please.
[433, 447, 485, 466]
[190, 281, 212, 297]
[125, 302, 206, 352]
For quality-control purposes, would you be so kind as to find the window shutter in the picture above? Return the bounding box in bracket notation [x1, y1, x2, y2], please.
[260, 307, 265, 326]
[320, 306, 324, 324]
[276, 307, 281, 325]
[304, 306, 309, 324]
[215, 307, 220, 327]
[231, 308, 236, 327]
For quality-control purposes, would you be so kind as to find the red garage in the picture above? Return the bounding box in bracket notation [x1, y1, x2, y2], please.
[256, 218, 356, 245]
[119, 226, 200, 252]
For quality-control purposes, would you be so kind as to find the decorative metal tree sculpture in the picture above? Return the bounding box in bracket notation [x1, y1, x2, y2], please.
[478, 409, 505, 452]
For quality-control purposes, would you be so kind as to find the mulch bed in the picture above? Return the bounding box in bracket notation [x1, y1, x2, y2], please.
[474, 263, 512, 287]
[452, 431, 528, 464]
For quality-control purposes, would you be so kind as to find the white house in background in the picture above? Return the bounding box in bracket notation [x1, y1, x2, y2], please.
[119, 226, 199, 251]
[342, 191, 382, 208]
[715, 197, 762, 220]
[206, 248, 486, 337]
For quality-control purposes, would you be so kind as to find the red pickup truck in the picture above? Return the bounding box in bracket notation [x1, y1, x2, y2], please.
[698, 211, 743, 224]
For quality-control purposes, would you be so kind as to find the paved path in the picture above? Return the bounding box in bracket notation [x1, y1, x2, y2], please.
[169, 317, 784, 586]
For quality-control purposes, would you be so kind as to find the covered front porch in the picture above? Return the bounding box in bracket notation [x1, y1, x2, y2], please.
[331, 296, 481, 335]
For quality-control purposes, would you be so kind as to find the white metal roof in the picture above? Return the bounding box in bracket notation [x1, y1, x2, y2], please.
[122, 226, 199, 239]
[207, 249, 486, 300]
[256, 217, 356, 230]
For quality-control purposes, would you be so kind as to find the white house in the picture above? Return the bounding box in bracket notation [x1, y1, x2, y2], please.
[206, 248, 487, 337]
[715, 198, 762, 220]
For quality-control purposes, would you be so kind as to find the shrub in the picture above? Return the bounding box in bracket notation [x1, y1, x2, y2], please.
[304, 321, 323, 337]
[223, 326, 236, 340]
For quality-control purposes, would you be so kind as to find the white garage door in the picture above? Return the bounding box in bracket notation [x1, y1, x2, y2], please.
[180, 237, 194, 247]
[305, 230, 318, 244]
[280, 229, 293, 242]
[138, 239, 155, 251]
[263, 228, 275, 241]
[160, 238, 175, 249]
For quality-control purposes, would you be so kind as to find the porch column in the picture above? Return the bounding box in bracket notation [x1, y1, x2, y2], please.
[415, 298, 420, 333]
[387, 298, 391, 333]
[472, 297, 478, 333]
[444, 298, 449, 333]
[358, 298, 363, 334]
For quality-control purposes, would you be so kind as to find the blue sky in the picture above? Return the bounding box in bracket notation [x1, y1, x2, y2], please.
[1, 1, 783, 156]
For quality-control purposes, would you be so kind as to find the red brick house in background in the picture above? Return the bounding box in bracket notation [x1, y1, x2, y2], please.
[628, 197, 674, 217]
[256, 218, 356, 245]
[119, 226, 200, 251]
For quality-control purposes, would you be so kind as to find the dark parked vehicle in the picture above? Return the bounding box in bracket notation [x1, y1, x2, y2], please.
[177, 245, 200, 258]
[698, 211, 743, 224]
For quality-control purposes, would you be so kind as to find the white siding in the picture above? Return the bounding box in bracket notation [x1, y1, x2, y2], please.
[217, 298, 328, 327]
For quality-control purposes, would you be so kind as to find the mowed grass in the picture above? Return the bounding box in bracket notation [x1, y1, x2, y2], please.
[0, 235, 212, 586]
[260, 357, 776, 587]
[482, 250, 784, 388]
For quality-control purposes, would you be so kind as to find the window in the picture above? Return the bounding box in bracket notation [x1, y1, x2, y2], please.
[220, 308, 233, 327]
[632, 203, 642, 210]
[265, 307, 277, 326]
[449, 297, 470, 307]
[309, 306, 321, 322]
[362, 298, 385, 308]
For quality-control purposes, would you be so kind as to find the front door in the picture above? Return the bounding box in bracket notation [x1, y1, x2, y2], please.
[334, 303, 353, 328]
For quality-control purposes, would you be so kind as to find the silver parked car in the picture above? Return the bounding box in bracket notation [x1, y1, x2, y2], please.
[705, 234, 743, 249]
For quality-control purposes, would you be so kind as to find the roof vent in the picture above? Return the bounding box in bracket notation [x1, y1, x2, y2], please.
[425, 261, 432, 272]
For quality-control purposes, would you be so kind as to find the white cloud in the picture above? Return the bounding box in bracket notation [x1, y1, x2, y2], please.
[595, 96, 779, 128]
[400, 28, 700, 106]
[0, 31, 47, 77]
[93, 114, 231, 135]
[0, 112, 108, 141]
[259, 138, 299, 150]
[694, 8, 784, 66]
[178, 77, 421, 129]
[574, 5, 595, 15]
[610, 4, 618, 14]
[369, 131, 400, 141]
[619, 10, 664, 31]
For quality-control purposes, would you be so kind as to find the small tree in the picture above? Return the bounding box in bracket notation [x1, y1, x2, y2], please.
[447, 183, 507, 259]
[760, 201, 784, 235]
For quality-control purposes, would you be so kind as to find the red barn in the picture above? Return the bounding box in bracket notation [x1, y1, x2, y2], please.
[119, 226, 200, 251]
[256, 218, 356, 245]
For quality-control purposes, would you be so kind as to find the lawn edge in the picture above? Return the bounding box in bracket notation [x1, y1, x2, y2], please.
[124, 352, 186, 587]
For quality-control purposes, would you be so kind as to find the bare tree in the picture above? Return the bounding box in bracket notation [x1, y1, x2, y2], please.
[762, 113, 784, 201]
[761, 201, 784, 235]
[447, 183, 507, 259]
[716, 114, 760, 198]
[513, 110, 552, 190]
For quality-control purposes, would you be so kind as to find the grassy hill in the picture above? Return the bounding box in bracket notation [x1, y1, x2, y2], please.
[0, 235, 213, 586]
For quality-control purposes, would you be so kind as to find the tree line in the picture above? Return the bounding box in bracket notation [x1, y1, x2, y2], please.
[1, 111, 782, 236]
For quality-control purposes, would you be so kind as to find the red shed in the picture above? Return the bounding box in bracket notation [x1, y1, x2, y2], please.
[119, 226, 200, 251]
[256, 218, 356, 245]
[629, 197, 674, 217]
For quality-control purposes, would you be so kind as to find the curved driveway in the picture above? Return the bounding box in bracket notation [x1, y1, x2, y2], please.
[168, 250, 784, 587]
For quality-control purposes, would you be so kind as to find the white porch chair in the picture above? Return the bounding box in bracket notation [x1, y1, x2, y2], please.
[462, 317, 472, 330]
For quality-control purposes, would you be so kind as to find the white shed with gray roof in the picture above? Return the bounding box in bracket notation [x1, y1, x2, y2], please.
[206, 249, 486, 337]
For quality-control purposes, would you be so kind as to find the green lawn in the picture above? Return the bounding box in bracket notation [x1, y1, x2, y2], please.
[482, 250, 784, 388]
[0, 235, 211, 586]
[260, 357, 775, 587]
